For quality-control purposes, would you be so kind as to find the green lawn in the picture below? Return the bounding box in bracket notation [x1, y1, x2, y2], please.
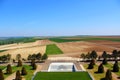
[33, 72, 92, 80]
[83, 64, 106, 80]
[45, 44, 63, 55]
[0, 66, 6, 70]
[4, 65, 34, 80]
[104, 63, 120, 76]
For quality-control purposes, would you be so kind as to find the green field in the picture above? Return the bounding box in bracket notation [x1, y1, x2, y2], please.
[49, 37, 120, 43]
[33, 72, 92, 80]
[45, 44, 63, 55]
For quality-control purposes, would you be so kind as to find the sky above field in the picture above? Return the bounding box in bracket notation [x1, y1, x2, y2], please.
[0, 0, 120, 37]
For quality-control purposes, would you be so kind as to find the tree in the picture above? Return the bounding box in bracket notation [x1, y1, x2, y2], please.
[102, 51, 107, 58]
[91, 59, 96, 65]
[6, 64, 12, 74]
[31, 54, 36, 60]
[36, 53, 41, 61]
[31, 59, 35, 66]
[27, 54, 32, 60]
[88, 60, 94, 69]
[32, 63, 37, 70]
[0, 69, 4, 80]
[112, 50, 118, 59]
[15, 70, 22, 80]
[80, 53, 86, 60]
[16, 54, 21, 60]
[113, 60, 119, 72]
[105, 69, 112, 80]
[86, 52, 91, 59]
[17, 60, 22, 67]
[102, 58, 107, 65]
[21, 67, 27, 75]
[98, 63, 104, 73]
[6, 54, 11, 61]
[41, 54, 48, 60]
[90, 50, 98, 59]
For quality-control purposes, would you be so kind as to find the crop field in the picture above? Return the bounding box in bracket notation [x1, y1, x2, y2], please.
[0, 45, 46, 59]
[49, 37, 120, 43]
[33, 72, 92, 80]
[56, 41, 116, 57]
[45, 44, 63, 55]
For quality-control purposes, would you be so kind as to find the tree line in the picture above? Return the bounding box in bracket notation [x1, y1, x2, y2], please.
[80, 50, 120, 60]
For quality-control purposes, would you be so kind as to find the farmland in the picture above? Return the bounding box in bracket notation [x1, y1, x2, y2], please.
[45, 44, 63, 55]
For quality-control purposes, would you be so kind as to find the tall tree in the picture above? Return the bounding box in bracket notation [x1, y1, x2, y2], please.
[6, 64, 12, 74]
[17, 60, 22, 67]
[112, 50, 118, 59]
[6, 54, 11, 61]
[90, 50, 98, 59]
[0, 69, 4, 80]
[16, 54, 21, 60]
[86, 52, 91, 59]
[80, 53, 86, 60]
[36, 53, 41, 61]
[102, 51, 107, 58]
[27, 54, 32, 60]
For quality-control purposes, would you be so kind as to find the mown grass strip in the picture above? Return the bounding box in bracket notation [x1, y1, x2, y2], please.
[33, 72, 92, 80]
[46, 44, 63, 55]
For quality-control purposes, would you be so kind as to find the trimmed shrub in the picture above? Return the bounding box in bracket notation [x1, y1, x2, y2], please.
[15, 70, 22, 80]
[21, 67, 27, 75]
[113, 60, 119, 72]
[88, 60, 94, 69]
[102, 58, 107, 65]
[0, 69, 4, 80]
[6, 64, 12, 74]
[17, 60, 22, 67]
[98, 63, 104, 73]
[105, 69, 112, 80]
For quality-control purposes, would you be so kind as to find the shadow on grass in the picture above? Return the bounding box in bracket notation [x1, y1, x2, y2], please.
[94, 71, 104, 74]
[117, 77, 120, 79]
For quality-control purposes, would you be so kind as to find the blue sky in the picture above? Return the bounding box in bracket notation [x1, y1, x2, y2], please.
[0, 0, 120, 37]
